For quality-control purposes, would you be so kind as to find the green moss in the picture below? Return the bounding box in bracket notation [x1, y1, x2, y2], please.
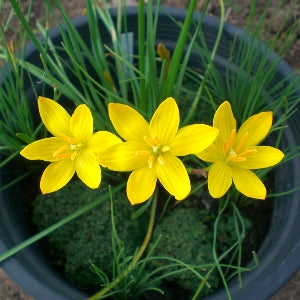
[148, 206, 252, 298]
[33, 180, 252, 294]
[148, 207, 219, 297]
[33, 180, 147, 288]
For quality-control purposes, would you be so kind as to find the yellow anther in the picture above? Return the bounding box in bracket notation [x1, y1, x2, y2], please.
[161, 146, 170, 152]
[235, 132, 248, 153]
[228, 129, 236, 150]
[143, 136, 155, 147]
[148, 155, 155, 169]
[135, 150, 151, 156]
[158, 155, 165, 166]
[70, 151, 77, 161]
[153, 136, 161, 146]
[53, 145, 69, 158]
[230, 156, 247, 162]
[59, 133, 79, 144]
[239, 149, 257, 157]
[223, 129, 236, 155]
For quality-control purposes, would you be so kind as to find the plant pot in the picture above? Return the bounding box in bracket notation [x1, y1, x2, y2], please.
[0, 5, 300, 300]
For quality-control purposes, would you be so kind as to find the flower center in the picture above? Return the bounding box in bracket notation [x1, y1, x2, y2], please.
[223, 129, 257, 164]
[53, 133, 84, 161]
[135, 136, 170, 168]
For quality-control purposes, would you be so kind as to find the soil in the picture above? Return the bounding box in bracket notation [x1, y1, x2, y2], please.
[0, 0, 300, 299]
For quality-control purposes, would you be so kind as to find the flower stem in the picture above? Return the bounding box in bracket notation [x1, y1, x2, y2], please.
[88, 192, 158, 300]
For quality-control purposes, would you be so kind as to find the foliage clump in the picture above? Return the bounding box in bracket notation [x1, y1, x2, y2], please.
[33, 180, 146, 287]
[148, 207, 219, 297]
[148, 206, 252, 297]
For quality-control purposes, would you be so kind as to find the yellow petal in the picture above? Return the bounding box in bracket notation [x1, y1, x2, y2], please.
[213, 101, 236, 149]
[108, 103, 149, 141]
[98, 141, 148, 171]
[208, 161, 232, 198]
[232, 166, 266, 199]
[236, 111, 272, 150]
[87, 131, 122, 153]
[75, 149, 101, 189]
[149, 97, 179, 145]
[38, 97, 72, 137]
[40, 160, 75, 194]
[237, 146, 284, 169]
[127, 168, 157, 205]
[170, 124, 219, 156]
[196, 143, 219, 163]
[70, 104, 93, 142]
[20, 137, 66, 162]
[156, 153, 190, 200]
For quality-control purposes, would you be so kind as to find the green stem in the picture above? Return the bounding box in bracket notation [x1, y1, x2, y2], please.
[0, 184, 125, 263]
[163, 0, 197, 98]
[138, 0, 146, 110]
[183, 0, 225, 125]
[88, 192, 158, 300]
[212, 195, 232, 300]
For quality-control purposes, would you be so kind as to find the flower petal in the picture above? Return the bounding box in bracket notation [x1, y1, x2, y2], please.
[208, 161, 232, 198]
[87, 131, 122, 153]
[40, 160, 75, 194]
[108, 103, 149, 141]
[213, 101, 236, 149]
[20, 137, 66, 162]
[38, 97, 72, 137]
[70, 104, 93, 142]
[236, 111, 272, 150]
[170, 124, 219, 156]
[232, 166, 266, 199]
[237, 146, 284, 169]
[196, 143, 219, 163]
[127, 168, 157, 205]
[149, 97, 179, 145]
[75, 149, 101, 189]
[98, 141, 148, 171]
[156, 153, 190, 200]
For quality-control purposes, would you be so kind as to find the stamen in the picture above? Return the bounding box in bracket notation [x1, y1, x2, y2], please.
[228, 129, 236, 150]
[54, 153, 73, 159]
[235, 132, 248, 153]
[153, 136, 161, 147]
[223, 129, 236, 155]
[59, 133, 79, 144]
[228, 156, 247, 162]
[135, 150, 151, 156]
[53, 145, 69, 158]
[143, 136, 155, 147]
[239, 149, 257, 157]
[148, 155, 155, 169]
[158, 155, 165, 166]
[71, 151, 77, 161]
[161, 146, 170, 152]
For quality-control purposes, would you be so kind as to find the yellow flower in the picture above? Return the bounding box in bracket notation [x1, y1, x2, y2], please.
[98, 97, 219, 205]
[196, 101, 284, 199]
[20, 97, 121, 194]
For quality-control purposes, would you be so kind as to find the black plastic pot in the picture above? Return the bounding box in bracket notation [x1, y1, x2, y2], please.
[1, 6, 300, 300]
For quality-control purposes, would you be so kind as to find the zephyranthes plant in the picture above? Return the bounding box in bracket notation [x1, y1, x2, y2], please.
[20, 97, 121, 193]
[0, 0, 299, 299]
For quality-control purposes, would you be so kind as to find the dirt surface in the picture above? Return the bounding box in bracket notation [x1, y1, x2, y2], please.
[0, 0, 300, 299]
